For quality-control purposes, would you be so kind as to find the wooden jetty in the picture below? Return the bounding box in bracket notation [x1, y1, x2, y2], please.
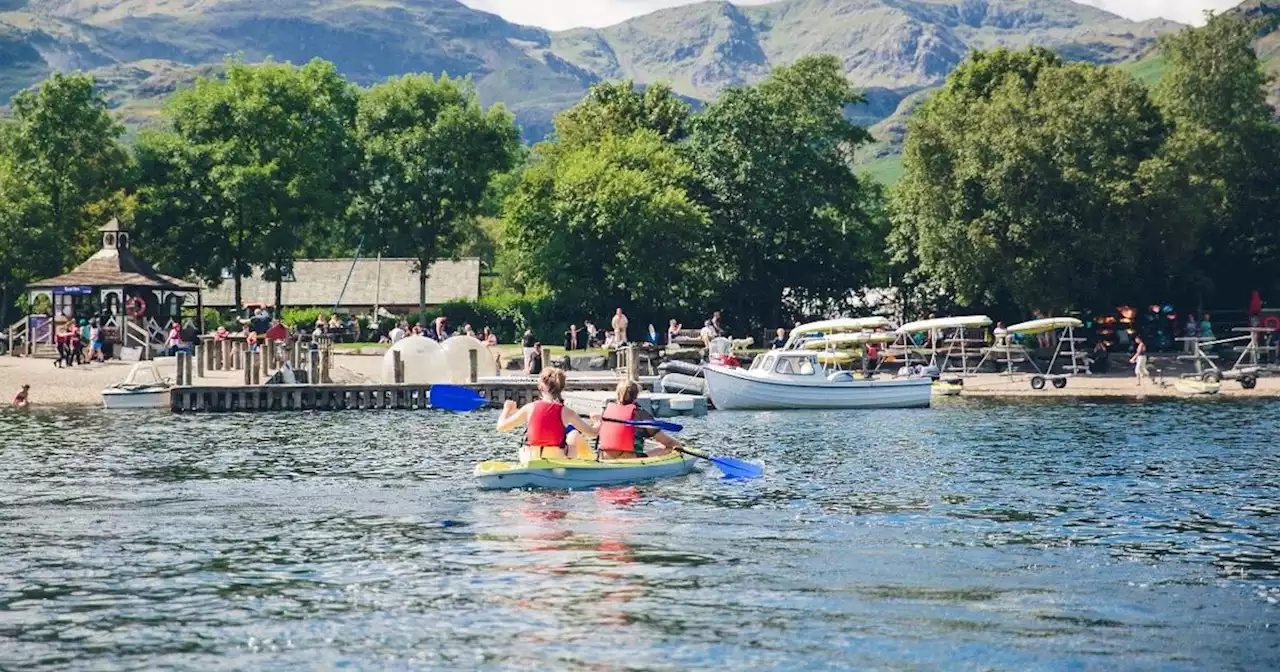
[167, 345, 696, 415]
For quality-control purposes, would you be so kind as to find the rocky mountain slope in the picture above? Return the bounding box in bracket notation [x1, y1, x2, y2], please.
[0, 0, 1190, 142]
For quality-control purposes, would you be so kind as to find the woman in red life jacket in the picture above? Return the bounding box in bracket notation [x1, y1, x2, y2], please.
[497, 367, 600, 461]
[594, 380, 681, 461]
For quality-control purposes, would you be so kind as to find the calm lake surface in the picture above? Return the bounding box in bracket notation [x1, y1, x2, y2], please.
[2, 399, 1279, 670]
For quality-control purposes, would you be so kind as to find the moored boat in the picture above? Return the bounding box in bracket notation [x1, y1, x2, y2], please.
[475, 451, 697, 490]
[102, 361, 171, 409]
[704, 351, 932, 410]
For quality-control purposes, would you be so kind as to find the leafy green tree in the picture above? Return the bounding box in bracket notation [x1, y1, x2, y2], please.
[890, 50, 1175, 313]
[135, 59, 358, 309]
[1153, 12, 1280, 304]
[503, 130, 711, 320]
[0, 142, 54, 327]
[685, 55, 882, 330]
[552, 80, 691, 148]
[5, 72, 128, 285]
[351, 74, 520, 312]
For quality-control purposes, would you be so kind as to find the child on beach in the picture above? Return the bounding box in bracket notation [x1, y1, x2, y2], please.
[12, 384, 29, 409]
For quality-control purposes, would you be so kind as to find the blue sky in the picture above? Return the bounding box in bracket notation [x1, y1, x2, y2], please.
[461, 0, 1240, 30]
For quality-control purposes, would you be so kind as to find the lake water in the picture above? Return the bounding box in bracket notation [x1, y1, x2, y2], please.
[2, 399, 1279, 670]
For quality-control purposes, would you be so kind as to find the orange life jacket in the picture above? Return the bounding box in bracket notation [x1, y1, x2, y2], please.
[526, 400, 566, 448]
[597, 402, 640, 453]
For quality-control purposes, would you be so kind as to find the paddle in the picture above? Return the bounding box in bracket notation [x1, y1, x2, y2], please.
[428, 384, 489, 412]
[597, 417, 762, 479]
[609, 418, 685, 433]
[673, 446, 764, 479]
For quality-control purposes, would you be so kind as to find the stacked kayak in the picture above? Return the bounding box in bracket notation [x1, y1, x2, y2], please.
[475, 452, 697, 490]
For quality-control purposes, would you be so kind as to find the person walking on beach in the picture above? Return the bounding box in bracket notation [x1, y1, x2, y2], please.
[1130, 335, 1149, 386]
[612, 308, 629, 347]
[12, 384, 30, 409]
[89, 320, 104, 362]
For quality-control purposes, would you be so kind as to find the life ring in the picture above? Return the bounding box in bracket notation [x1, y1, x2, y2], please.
[125, 296, 146, 318]
[1265, 316, 1280, 332]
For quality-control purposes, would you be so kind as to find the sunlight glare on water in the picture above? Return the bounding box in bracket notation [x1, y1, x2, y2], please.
[1, 399, 1279, 669]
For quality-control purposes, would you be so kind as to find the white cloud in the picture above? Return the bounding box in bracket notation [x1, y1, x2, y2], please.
[460, 0, 1241, 30]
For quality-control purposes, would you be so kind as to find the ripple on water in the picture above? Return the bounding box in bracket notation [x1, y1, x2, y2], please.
[1, 400, 1279, 669]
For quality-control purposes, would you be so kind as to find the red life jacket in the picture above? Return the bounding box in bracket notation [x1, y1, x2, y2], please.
[597, 402, 639, 453]
[526, 400, 566, 448]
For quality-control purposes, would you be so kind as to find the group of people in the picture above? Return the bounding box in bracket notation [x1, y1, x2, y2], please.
[53, 319, 104, 368]
[383, 317, 491, 345]
[496, 368, 681, 462]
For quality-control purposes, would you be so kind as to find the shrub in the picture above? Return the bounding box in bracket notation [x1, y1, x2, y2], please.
[281, 307, 331, 330]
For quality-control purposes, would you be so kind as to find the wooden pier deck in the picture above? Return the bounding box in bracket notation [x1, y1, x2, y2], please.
[169, 377, 680, 413]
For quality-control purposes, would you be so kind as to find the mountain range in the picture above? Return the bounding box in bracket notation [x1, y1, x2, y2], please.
[1, 0, 1275, 174]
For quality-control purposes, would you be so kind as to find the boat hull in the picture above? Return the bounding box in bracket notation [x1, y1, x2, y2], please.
[475, 453, 697, 490]
[102, 389, 170, 409]
[704, 366, 932, 410]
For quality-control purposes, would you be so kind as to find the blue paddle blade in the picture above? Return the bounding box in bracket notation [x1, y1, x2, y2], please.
[624, 419, 684, 433]
[709, 455, 764, 479]
[429, 385, 488, 412]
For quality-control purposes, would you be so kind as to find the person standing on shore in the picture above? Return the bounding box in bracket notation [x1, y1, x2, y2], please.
[12, 384, 29, 409]
[89, 320, 104, 363]
[521, 329, 536, 373]
[612, 308, 629, 347]
[1130, 335, 1149, 386]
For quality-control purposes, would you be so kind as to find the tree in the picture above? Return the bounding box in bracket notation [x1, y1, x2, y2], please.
[1153, 12, 1280, 304]
[0, 141, 54, 327]
[889, 50, 1177, 313]
[503, 130, 711, 320]
[135, 59, 358, 310]
[552, 80, 691, 148]
[351, 74, 520, 313]
[4, 73, 129, 305]
[685, 55, 883, 330]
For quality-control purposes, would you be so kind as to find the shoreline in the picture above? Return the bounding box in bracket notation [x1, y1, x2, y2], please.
[3, 355, 1277, 409]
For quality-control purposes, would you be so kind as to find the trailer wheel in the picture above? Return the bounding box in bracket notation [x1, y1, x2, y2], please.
[1241, 376, 1258, 390]
[1202, 370, 1223, 383]
[1052, 377, 1068, 389]
[1030, 375, 1047, 390]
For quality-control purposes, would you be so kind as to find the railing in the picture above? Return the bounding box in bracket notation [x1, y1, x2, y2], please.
[125, 319, 151, 359]
[6, 318, 26, 356]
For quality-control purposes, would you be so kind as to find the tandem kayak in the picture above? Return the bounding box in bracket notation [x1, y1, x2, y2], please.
[475, 451, 698, 490]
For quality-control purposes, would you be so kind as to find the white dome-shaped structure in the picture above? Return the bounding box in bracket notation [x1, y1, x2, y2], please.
[380, 335, 449, 384]
[440, 335, 499, 383]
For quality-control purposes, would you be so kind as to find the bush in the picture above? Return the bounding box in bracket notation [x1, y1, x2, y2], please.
[281, 307, 331, 330]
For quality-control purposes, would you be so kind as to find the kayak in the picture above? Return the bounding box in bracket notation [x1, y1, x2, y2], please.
[475, 451, 698, 490]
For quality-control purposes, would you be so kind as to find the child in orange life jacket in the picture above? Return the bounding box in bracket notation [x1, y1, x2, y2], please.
[496, 367, 600, 462]
[593, 380, 681, 460]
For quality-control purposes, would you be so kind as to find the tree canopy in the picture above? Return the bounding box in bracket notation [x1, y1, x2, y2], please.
[351, 73, 521, 312]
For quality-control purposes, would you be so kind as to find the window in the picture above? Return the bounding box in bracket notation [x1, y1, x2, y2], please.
[774, 357, 796, 375]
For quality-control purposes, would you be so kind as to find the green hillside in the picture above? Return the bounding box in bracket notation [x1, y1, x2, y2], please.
[1, 0, 1183, 139]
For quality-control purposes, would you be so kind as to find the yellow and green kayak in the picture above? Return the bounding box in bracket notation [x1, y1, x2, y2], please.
[475, 451, 697, 490]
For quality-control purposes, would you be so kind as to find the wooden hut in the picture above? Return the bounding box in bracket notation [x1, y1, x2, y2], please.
[10, 218, 202, 359]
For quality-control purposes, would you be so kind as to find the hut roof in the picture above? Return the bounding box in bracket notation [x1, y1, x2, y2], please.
[199, 258, 481, 308]
[27, 246, 199, 291]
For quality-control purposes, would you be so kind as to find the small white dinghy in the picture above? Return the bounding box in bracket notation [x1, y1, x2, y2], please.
[102, 361, 172, 409]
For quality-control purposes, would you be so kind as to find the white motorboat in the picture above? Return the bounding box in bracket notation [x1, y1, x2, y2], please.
[102, 361, 172, 409]
[704, 351, 932, 410]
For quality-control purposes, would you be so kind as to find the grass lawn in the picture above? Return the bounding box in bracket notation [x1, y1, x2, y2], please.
[1119, 54, 1167, 87]
[860, 154, 905, 187]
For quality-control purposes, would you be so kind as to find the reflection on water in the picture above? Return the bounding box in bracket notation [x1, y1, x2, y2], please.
[1, 399, 1279, 669]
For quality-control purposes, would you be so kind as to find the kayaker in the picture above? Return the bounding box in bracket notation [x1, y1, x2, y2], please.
[594, 380, 680, 461]
[497, 367, 599, 462]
